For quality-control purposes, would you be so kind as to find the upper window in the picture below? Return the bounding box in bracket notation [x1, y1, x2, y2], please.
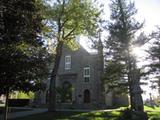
[84, 66, 90, 82]
[65, 55, 71, 70]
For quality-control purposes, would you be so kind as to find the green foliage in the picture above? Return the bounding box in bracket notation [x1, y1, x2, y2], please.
[45, 0, 100, 48]
[148, 27, 160, 74]
[147, 27, 160, 94]
[104, 61, 128, 93]
[106, 0, 143, 60]
[104, 0, 145, 111]
[0, 0, 52, 94]
[17, 91, 34, 99]
[56, 85, 74, 103]
[104, 0, 143, 93]
[46, 0, 100, 111]
[104, 61, 125, 84]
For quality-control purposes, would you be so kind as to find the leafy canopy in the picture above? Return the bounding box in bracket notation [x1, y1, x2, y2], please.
[0, 0, 51, 94]
[45, 0, 100, 49]
[104, 0, 144, 92]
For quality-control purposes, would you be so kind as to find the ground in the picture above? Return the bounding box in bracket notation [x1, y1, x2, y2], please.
[10, 111, 120, 120]
[145, 106, 160, 120]
[8, 106, 160, 120]
[1, 105, 160, 120]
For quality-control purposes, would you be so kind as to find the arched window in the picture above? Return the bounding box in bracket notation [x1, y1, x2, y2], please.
[84, 89, 90, 103]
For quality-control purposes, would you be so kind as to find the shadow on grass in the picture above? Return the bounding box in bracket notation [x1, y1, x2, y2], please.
[11, 111, 119, 120]
[10, 109, 160, 120]
[67, 111, 119, 120]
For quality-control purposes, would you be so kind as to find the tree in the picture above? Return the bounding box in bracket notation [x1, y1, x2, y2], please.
[148, 27, 160, 74]
[105, 0, 144, 111]
[104, 61, 127, 94]
[148, 26, 160, 96]
[0, 0, 51, 119]
[56, 84, 73, 103]
[45, 0, 99, 111]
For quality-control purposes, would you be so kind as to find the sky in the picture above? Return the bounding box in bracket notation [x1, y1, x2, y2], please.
[100, 0, 160, 32]
[80, 0, 160, 48]
[134, 0, 160, 32]
[80, 0, 160, 100]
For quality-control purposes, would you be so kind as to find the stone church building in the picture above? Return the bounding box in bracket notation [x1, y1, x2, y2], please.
[35, 43, 128, 109]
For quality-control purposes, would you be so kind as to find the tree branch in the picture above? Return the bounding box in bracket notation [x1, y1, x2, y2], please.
[60, 18, 68, 30]
[64, 27, 76, 40]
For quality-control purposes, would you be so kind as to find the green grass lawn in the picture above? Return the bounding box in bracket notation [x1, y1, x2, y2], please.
[144, 105, 160, 111]
[9, 110, 160, 120]
[147, 111, 160, 120]
[10, 111, 120, 120]
[144, 106, 160, 119]
[6, 106, 160, 120]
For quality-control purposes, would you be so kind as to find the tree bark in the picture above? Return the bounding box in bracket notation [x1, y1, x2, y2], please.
[127, 52, 134, 111]
[128, 73, 134, 110]
[48, 41, 63, 112]
[4, 89, 9, 120]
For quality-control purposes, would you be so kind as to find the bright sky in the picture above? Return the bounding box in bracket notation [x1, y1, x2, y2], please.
[80, 0, 160, 101]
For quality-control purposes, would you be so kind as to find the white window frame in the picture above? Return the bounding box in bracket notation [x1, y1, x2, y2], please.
[84, 66, 90, 82]
[65, 55, 71, 70]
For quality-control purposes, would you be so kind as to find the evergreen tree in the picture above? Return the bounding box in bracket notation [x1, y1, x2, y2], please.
[148, 27, 160, 74]
[105, 0, 144, 111]
[0, 0, 51, 119]
[148, 26, 160, 96]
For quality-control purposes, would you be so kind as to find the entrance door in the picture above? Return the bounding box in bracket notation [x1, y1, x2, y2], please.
[62, 81, 72, 103]
[84, 89, 90, 103]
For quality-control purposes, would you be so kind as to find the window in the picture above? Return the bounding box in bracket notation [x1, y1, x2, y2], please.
[84, 67, 90, 82]
[65, 55, 71, 70]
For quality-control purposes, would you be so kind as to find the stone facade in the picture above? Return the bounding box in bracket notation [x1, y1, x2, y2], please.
[56, 45, 105, 108]
[35, 44, 129, 109]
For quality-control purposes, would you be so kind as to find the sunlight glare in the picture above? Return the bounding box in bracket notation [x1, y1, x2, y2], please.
[131, 46, 146, 59]
[131, 46, 149, 68]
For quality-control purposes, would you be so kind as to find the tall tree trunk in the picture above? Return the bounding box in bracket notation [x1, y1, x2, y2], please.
[127, 51, 134, 111]
[127, 53, 144, 111]
[48, 41, 63, 112]
[4, 89, 9, 120]
[128, 73, 134, 110]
